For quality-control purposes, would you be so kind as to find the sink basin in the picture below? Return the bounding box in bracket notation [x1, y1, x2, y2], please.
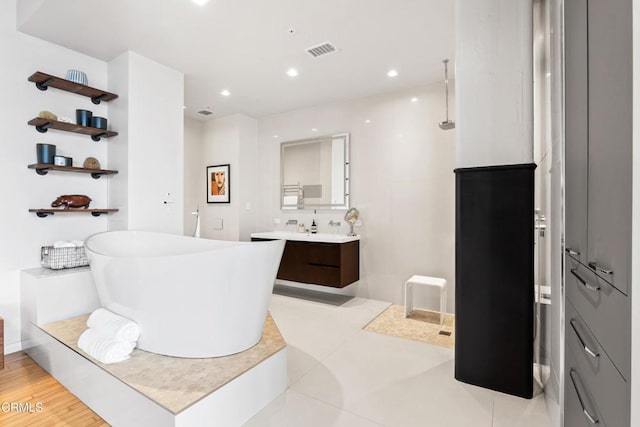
[250, 231, 360, 244]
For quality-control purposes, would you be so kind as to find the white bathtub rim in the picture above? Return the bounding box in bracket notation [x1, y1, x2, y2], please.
[85, 230, 281, 258]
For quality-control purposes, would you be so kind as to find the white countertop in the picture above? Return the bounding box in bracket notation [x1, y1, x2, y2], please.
[251, 231, 360, 244]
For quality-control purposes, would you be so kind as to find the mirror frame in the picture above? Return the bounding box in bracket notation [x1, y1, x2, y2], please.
[280, 132, 350, 210]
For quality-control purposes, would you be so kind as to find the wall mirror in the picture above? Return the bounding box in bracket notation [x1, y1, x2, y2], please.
[281, 132, 350, 210]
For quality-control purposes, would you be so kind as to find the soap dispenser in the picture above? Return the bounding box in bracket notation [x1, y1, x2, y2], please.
[311, 219, 318, 234]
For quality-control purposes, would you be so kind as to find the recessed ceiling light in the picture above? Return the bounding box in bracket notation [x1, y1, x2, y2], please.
[311, 128, 318, 132]
[182, 105, 187, 110]
[411, 97, 418, 103]
[286, 68, 299, 77]
[192, 0, 209, 6]
[364, 119, 371, 123]
[273, 135, 279, 138]
[220, 89, 231, 96]
[387, 69, 398, 78]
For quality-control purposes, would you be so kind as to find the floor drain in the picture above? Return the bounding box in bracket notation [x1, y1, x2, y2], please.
[438, 330, 452, 336]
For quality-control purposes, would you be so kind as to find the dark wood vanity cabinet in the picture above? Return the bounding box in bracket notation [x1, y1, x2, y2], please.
[252, 239, 359, 288]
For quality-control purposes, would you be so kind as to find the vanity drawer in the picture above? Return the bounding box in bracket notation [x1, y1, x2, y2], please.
[307, 243, 341, 267]
[306, 264, 341, 287]
[565, 255, 630, 379]
[565, 342, 629, 427]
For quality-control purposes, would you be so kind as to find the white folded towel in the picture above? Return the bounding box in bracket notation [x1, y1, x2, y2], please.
[282, 195, 299, 206]
[77, 328, 135, 364]
[87, 308, 141, 342]
[53, 240, 76, 248]
[71, 240, 84, 247]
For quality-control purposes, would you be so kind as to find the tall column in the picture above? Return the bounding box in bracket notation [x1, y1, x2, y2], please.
[453, 0, 535, 399]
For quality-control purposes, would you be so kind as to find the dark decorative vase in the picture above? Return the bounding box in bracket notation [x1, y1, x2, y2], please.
[36, 143, 56, 164]
[76, 109, 93, 127]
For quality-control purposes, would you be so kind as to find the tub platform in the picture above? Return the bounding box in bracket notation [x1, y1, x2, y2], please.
[26, 311, 287, 426]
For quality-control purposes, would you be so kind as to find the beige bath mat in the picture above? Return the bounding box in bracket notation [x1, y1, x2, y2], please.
[364, 304, 455, 349]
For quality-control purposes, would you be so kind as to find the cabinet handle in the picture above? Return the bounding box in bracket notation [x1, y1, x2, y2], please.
[588, 262, 613, 276]
[569, 369, 600, 425]
[570, 269, 600, 292]
[565, 248, 581, 256]
[569, 319, 600, 358]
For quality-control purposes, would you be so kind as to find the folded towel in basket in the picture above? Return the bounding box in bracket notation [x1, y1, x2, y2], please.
[78, 328, 135, 364]
[87, 308, 141, 342]
[53, 240, 77, 248]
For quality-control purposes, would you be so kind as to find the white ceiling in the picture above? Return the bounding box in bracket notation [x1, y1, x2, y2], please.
[17, 0, 454, 119]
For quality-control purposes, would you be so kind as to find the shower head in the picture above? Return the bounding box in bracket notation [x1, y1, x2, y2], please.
[439, 120, 455, 130]
[440, 59, 455, 130]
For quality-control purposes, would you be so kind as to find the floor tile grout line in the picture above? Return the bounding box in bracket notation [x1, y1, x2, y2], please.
[287, 388, 386, 427]
[491, 396, 495, 427]
[286, 325, 365, 389]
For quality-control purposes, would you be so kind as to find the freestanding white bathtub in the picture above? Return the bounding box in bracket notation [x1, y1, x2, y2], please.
[84, 231, 285, 358]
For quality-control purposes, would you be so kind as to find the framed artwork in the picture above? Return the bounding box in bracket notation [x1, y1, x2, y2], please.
[207, 164, 230, 203]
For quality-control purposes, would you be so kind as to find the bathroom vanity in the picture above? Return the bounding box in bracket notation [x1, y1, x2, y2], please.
[251, 232, 360, 288]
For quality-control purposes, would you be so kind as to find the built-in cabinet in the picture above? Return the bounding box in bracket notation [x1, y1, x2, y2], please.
[564, 0, 632, 424]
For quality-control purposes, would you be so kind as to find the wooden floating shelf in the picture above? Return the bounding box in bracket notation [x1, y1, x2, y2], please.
[28, 71, 118, 104]
[27, 118, 117, 141]
[29, 208, 119, 218]
[28, 164, 118, 179]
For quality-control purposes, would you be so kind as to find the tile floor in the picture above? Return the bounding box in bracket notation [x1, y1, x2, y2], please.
[245, 293, 551, 427]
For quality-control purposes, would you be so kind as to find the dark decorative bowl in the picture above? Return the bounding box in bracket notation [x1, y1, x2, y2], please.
[91, 116, 108, 130]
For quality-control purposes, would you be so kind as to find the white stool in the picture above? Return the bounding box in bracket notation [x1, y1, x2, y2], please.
[404, 275, 447, 325]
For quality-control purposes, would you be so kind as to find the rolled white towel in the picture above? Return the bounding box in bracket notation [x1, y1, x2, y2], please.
[71, 240, 84, 247]
[87, 308, 140, 342]
[78, 328, 135, 364]
[53, 240, 76, 248]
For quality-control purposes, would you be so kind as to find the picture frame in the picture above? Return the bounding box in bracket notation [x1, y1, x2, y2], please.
[207, 164, 230, 203]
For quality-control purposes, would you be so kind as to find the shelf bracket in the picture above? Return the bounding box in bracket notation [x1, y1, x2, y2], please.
[36, 212, 53, 218]
[91, 211, 103, 217]
[35, 122, 53, 133]
[91, 94, 109, 105]
[91, 132, 108, 142]
[90, 173, 102, 180]
[35, 78, 54, 91]
[35, 168, 50, 176]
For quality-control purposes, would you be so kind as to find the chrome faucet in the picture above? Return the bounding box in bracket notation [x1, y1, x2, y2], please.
[328, 220, 341, 227]
[286, 219, 298, 225]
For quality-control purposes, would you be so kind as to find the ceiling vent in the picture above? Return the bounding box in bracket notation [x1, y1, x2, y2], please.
[305, 42, 338, 58]
[197, 110, 215, 116]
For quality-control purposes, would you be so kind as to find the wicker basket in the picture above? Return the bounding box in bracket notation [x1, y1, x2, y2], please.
[41, 246, 89, 270]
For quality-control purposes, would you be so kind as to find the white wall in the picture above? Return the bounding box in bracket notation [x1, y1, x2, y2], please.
[237, 114, 258, 241]
[0, 2, 109, 353]
[198, 114, 258, 241]
[201, 115, 241, 240]
[184, 117, 203, 236]
[255, 84, 456, 312]
[107, 52, 185, 235]
[454, 0, 534, 168]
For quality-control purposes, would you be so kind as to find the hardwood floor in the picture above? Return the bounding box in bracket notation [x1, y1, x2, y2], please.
[0, 352, 107, 426]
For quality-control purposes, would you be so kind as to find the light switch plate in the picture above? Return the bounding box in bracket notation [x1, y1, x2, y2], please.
[273, 218, 281, 224]
[212, 218, 223, 230]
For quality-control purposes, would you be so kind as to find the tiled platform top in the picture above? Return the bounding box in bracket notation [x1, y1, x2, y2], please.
[41, 313, 286, 414]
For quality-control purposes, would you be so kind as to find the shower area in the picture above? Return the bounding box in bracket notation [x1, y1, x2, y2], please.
[533, 0, 564, 424]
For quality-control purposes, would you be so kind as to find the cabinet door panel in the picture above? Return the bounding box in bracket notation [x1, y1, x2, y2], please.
[564, 0, 589, 264]
[277, 241, 308, 282]
[587, 0, 632, 295]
